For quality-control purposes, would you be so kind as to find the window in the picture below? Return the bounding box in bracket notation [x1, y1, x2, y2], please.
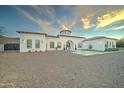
[35, 40, 40, 48]
[78, 43, 82, 48]
[50, 41, 54, 48]
[57, 42, 61, 48]
[27, 39, 32, 49]
[112, 42, 115, 48]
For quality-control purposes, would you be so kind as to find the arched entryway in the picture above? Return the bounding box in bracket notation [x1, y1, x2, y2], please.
[66, 40, 73, 50]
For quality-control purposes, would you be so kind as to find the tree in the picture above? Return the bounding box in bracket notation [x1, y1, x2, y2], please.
[116, 38, 124, 48]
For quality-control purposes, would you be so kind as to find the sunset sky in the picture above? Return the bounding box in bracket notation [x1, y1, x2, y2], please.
[0, 5, 124, 39]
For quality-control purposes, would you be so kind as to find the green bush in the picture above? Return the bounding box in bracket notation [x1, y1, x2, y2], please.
[105, 48, 119, 51]
[88, 44, 93, 49]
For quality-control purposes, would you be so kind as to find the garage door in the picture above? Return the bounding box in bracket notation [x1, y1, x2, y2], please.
[4, 44, 19, 50]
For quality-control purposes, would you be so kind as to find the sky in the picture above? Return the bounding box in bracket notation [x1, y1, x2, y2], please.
[0, 5, 124, 39]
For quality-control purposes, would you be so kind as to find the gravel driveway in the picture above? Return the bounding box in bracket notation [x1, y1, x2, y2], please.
[0, 51, 124, 88]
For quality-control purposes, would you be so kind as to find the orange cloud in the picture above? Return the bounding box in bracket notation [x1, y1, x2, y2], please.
[81, 17, 94, 29]
[58, 17, 76, 30]
[62, 25, 68, 30]
[96, 9, 124, 28]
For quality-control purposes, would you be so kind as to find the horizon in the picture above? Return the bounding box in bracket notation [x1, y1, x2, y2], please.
[0, 5, 124, 39]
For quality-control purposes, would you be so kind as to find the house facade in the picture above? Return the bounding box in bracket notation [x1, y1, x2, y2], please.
[17, 30, 117, 52]
[18, 30, 85, 52]
[0, 30, 117, 52]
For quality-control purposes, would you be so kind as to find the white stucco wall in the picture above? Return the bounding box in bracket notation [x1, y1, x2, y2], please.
[60, 36, 84, 49]
[82, 38, 117, 51]
[46, 36, 85, 51]
[82, 39, 105, 51]
[19, 33, 46, 52]
[19, 32, 117, 52]
[46, 36, 62, 51]
[104, 38, 116, 48]
[0, 44, 4, 52]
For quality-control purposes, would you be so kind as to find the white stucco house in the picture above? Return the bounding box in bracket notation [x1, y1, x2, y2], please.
[0, 30, 117, 52]
[16, 30, 117, 52]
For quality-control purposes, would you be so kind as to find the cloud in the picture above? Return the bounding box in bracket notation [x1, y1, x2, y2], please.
[81, 17, 95, 29]
[14, 6, 76, 32]
[14, 6, 37, 23]
[30, 6, 77, 31]
[112, 25, 124, 30]
[96, 9, 124, 28]
[31, 6, 56, 20]
[14, 6, 56, 32]
[62, 25, 69, 30]
[70, 21, 76, 28]
[36, 18, 56, 32]
[14, 5, 124, 32]
[111, 25, 124, 30]
[14, 6, 98, 32]
[100, 25, 124, 32]
[57, 17, 76, 30]
[73, 6, 94, 18]
[72, 6, 95, 30]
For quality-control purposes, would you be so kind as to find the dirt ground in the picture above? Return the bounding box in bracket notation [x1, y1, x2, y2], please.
[0, 51, 124, 88]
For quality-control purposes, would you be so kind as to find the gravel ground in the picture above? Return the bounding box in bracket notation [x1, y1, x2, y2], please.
[0, 51, 124, 88]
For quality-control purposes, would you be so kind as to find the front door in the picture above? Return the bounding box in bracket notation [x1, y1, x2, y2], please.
[66, 40, 73, 50]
